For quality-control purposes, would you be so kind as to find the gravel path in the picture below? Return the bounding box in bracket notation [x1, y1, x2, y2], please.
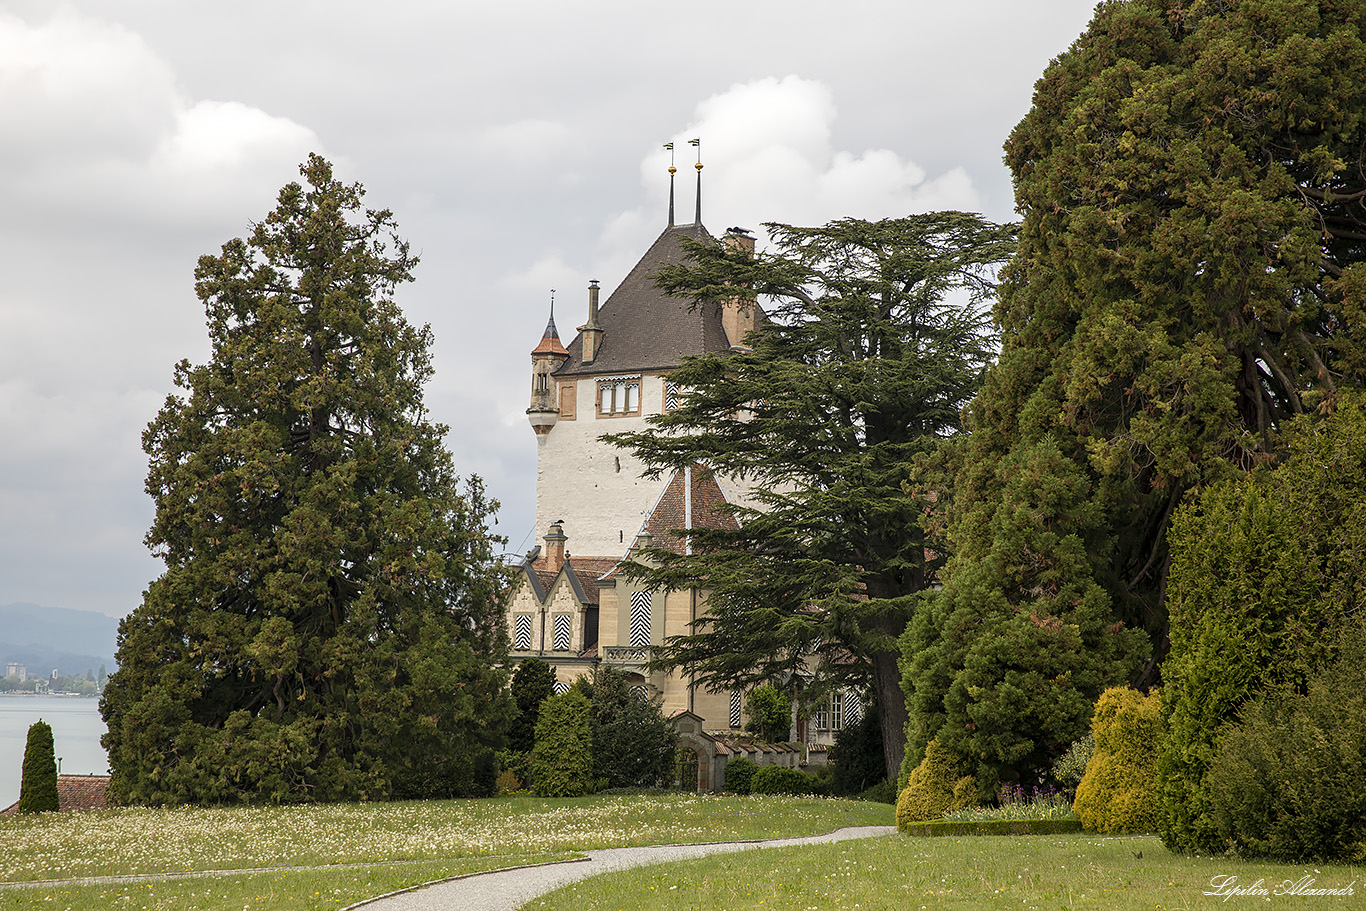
[355, 826, 896, 911]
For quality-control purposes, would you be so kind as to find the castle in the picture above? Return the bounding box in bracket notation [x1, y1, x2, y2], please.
[504, 161, 858, 785]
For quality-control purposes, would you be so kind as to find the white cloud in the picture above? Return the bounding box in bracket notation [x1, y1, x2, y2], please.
[616, 75, 981, 254]
[0, 8, 322, 223]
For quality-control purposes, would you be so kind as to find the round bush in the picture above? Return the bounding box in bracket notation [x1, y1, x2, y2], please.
[750, 765, 814, 796]
[1073, 687, 1160, 834]
[896, 737, 974, 830]
[723, 757, 758, 794]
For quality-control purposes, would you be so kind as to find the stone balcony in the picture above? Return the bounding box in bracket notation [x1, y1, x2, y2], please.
[601, 645, 652, 669]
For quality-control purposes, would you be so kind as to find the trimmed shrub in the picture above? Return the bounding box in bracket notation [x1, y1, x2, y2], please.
[1207, 639, 1366, 861]
[1074, 687, 1160, 834]
[751, 765, 814, 796]
[902, 818, 1083, 838]
[896, 737, 975, 830]
[724, 757, 758, 794]
[531, 690, 592, 797]
[19, 720, 58, 814]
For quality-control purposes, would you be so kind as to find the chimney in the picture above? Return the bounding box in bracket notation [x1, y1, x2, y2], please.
[581, 280, 603, 364]
[721, 227, 757, 349]
[544, 521, 568, 574]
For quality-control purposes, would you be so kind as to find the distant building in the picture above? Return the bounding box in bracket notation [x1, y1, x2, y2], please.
[505, 159, 863, 788]
[4, 663, 25, 682]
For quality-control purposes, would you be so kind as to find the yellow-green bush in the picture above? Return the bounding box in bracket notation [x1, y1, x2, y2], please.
[896, 737, 975, 831]
[1073, 687, 1160, 834]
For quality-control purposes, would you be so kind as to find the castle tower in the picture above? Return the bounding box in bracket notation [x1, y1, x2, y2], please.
[526, 302, 569, 436]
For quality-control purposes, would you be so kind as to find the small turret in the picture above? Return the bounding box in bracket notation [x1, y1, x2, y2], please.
[527, 299, 569, 436]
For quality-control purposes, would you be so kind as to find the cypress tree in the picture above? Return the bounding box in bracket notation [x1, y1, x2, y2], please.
[19, 720, 58, 814]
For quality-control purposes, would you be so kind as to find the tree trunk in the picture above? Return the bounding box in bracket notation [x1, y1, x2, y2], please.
[872, 649, 907, 782]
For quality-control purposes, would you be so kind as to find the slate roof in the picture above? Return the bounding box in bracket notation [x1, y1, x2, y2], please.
[555, 223, 734, 377]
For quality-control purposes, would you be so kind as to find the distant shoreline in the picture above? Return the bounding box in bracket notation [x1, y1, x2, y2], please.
[0, 693, 99, 699]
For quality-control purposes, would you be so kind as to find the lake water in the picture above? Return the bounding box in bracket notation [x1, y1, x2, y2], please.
[0, 695, 109, 808]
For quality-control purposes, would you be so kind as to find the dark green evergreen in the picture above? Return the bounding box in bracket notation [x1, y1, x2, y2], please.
[586, 666, 676, 789]
[18, 720, 58, 814]
[1206, 632, 1366, 861]
[1158, 396, 1366, 853]
[607, 213, 1016, 779]
[508, 658, 556, 754]
[906, 0, 1366, 797]
[828, 701, 885, 796]
[101, 155, 513, 805]
[531, 689, 593, 797]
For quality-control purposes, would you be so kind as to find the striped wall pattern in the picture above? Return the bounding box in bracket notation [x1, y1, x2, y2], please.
[630, 685, 649, 700]
[514, 614, 531, 651]
[553, 680, 570, 695]
[552, 614, 571, 651]
[629, 591, 652, 647]
[729, 690, 742, 728]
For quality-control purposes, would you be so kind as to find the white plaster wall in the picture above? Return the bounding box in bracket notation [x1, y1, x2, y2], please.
[534, 374, 668, 557]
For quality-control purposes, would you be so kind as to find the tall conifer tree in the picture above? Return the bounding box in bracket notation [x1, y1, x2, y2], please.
[608, 213, 1016, 779]
[905, 0, 1366, 792]
[101, 155, 512, 805]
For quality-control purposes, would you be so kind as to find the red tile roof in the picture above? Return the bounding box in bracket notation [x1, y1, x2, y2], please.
[0, 774, 111, 816]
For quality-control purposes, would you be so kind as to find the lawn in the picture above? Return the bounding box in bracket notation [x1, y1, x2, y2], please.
[0, 793, 892, 910]
[526, 831, 1364, 911]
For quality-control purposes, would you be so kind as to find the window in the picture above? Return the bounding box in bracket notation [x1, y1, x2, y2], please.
[813, 692, 853, 731]
[844, 691, 862, 726]
[629, 591, 652, 647]
[664, 378, 681, 411]
[553, 679, 570, 695]
[552, 614, 571, 651]
[596, 377, 641, 416]
[729, 690, 742, 728]
[513, 615, 532, 651]
[630, 684, 649, 700]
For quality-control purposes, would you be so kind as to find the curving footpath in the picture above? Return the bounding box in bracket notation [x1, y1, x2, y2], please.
[355, 825, 896, 911]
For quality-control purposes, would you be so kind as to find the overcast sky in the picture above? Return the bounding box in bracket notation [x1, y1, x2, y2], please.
[1, 0, 1101, 619]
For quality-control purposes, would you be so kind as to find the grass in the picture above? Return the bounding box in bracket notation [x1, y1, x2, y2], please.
[526, 832, 1365, 911]
[0, 857, 568, 911]
[0, 793, 890, 911]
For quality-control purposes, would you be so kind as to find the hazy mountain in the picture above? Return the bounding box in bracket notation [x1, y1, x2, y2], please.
[0, 602, 119, 677]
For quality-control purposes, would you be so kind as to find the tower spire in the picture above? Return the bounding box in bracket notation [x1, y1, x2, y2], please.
[690, 138, 702, 226]
[543, 288, 559, 339]
[664, 142, 676, 228]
